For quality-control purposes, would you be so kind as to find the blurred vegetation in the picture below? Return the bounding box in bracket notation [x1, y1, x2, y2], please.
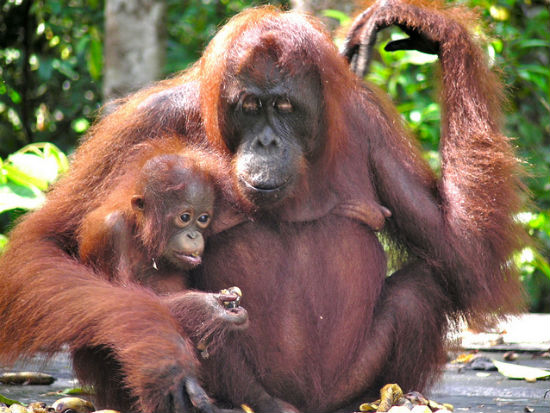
[0, 0, 548, 310]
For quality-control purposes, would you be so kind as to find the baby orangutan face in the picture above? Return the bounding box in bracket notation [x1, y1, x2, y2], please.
[162, 182, 214, 269]
[131, 161, 216, 271]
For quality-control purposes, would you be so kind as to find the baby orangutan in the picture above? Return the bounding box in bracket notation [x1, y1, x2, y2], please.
[78, 144, 248, 354]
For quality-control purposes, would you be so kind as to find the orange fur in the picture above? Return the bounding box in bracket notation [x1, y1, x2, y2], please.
[0, 1, 526, 412]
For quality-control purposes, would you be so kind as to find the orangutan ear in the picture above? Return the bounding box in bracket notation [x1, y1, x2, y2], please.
[131, 195, 145, 212]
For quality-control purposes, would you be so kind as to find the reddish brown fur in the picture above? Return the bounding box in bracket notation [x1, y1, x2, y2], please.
[77, 137, 231, 284]
[0, 1, 525, 413]
[344, 0, 526, 321]
[77, 137, 249, 389]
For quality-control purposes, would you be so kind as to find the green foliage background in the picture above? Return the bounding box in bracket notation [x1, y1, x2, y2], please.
[1, 0, 548, 311]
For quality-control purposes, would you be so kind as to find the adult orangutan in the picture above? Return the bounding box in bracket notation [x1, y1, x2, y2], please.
[0, 1, 525, 412]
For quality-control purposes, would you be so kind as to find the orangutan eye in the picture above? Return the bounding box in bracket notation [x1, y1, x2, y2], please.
[242, 95, 261, 114]
[275, 97, 293, 113]
[197, 214, 211, 228]
[175, 212, 192, 227]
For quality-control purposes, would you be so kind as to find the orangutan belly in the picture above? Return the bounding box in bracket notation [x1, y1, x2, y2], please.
[199, 217, 387, 410]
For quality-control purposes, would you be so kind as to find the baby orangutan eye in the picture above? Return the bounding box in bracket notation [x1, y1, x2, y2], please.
[175, 212, 192, 227]
[197, 214, 211, 228]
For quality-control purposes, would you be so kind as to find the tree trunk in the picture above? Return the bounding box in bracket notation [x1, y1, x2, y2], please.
[291, 0, 354, 31]
[103, 0, 166, 101]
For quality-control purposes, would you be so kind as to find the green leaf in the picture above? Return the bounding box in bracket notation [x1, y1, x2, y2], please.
[0, 181, 46, 214]
[58, 386, 95, 395]
[518, 64, 550, 77]
[76, 36, 90, 55]
[52, 59, 78, 80]
[6, 142, 69, 188]
[72, 118, 90, 133]
[400, 50, 438, 65]
[321, 9, 351, 25]
[491, 39, 503, 53]
[3, 163, 49, 191]
[0, 393, 25, 407]
[489, 5, 510, 21]
[87, 27, 103, 80]
[0, 234, 7, 252]
[517, 39, 549, 49]
[519, 73, 548, 93]
[37, 57, 54, 81]
[493, 360, 550, 380]
[526, 212, 549, 232]
[534, 250, 550, 280]
[43, 142, 69, 173]
[0, 158, 5, 184]
[8, 89, 22, 104]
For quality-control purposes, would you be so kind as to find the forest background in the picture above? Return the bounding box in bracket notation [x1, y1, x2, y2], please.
[0, 0, 548, 311]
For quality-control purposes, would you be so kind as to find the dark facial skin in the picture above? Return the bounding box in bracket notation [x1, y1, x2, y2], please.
[132, 179, 215, 270]
[224, 58, 324, 208]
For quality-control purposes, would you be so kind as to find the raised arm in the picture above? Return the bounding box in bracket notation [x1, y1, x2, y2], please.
[350, 0, 526, 320]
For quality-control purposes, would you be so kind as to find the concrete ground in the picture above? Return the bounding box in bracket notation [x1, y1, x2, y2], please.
[430, 351, 549, 413]
[429, 313, 550, 413]
[1, 314, 549, 412]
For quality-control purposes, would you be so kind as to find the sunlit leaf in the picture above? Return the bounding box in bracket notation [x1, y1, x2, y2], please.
[49, 35, 60, 47]
[7, 152, 58, 189]
[43, 142, 70, 173]
[401, 50, 438, 65]
[493, 360, 550, 380]
[4, 143, 69, 190]
[490, 5, 510, 21]
[491, 39, 503, 53]
[0, 234, 7, 252]
[72, 117, 90, 133]
[2, 163, 49, 191]
[0, 181, 46, 214]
